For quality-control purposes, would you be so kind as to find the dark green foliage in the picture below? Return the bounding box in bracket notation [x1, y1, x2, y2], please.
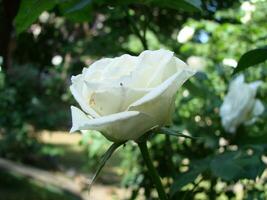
[0, 0, 267, 199]
[66, 0, 202, 12]
[170, 158, 209, 196]
[0, 171, 81, 200]
[234, 47, 267, 74]
[15, 0, 58, 34]
[65, 0, 92, 14]
[14, 0, 202, 35]
[210, 147, 265, 181]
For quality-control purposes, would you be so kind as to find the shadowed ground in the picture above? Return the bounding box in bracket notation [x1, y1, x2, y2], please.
[0, 131, 132, 200]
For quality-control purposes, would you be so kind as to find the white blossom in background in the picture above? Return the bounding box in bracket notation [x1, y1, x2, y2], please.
[222, 58, 237, 68]
[233, 183, 244, 200]
[240, 1, 256, 23]
[70, 49, 195, 141]
[39, 11, 50, 23]
[220, 74, 264, 133]
[187, 56, 206, 71]
[177, 26, 195, 43]
[52, 55, 63, 66]
[30, 24, 42, 38]
[182, 89, 189, 97]
[241, 1, 256, 11]
[241, 14, 251, 24]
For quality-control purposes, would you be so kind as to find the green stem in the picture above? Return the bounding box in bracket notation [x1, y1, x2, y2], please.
[123, 8, 148, 50]
[138, 141, 168, 200]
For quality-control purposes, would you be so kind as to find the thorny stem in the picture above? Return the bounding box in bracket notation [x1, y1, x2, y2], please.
[138, 141, 168, 200]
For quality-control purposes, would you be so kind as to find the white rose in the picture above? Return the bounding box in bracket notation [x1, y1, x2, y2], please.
[220, 74, 264, 133]
[177, 26, 195, 43]
[186, 56, 206, 71]
[222, 58, 237, 68]
[70, 49, 195, 141]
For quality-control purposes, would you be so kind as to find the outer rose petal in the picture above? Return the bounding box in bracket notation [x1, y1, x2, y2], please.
[84, 55, 138, 83]
[70, 76, 100, 118]
[248, 81, 262, 91]
[245, 100, 265, 125]
[128, 68, 195, 125]
[252, 99, 264, 116]
[135, 50, 175, 87]
[231, 74, 245, 87]
[70, 106, 156, 142]
[84, 58, 113, 73]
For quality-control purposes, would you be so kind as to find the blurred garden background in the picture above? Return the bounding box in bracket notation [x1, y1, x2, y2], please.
[0, 0, 267, 199]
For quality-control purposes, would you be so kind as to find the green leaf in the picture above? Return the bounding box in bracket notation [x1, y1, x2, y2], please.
[65, 0, 92, 13]
[159, 127, 198, 139]
[170, 157, 210, 196]
[184, 78, 208, 98]
[98, 0, 202, 12]
[148, 0, 202, 12]
[183, 0, 202, 11]
[210, 148, 265, 181]
[171, 170, 200, 195]
[234, 47, 267, 74]
[89, 141, 125, 190]
[210, 152, 242, 181]
[15, 0, 57, 34]
[59, 0, 93, 22]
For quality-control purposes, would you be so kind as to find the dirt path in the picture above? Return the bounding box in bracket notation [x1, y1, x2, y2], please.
[1, 130, 132, 200]
[38, 130, 131, 200]
[38, 130, 82, 145]
[0, 157, 82, 198]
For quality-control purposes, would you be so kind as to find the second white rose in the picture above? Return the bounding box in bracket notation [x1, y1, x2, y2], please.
[220, 74, 264, 133]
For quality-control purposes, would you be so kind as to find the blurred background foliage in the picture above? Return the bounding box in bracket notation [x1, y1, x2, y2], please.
[0, 0, 267, 199]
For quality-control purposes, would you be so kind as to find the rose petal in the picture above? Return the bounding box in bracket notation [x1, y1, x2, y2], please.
[252, 99, 264, 116]
[232, 74, 245, 85]
[85, 82, 150, 116]
[70, 106, 156, 141]
[70, 75, 100, 118]
[85, 58, 113, 73]
[128, 68, 195, 125]
[244, 100, 264, 125]
[131, 50, 176, 88]
[248, 81, 262, 91]
[102, 54, 138, 80]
